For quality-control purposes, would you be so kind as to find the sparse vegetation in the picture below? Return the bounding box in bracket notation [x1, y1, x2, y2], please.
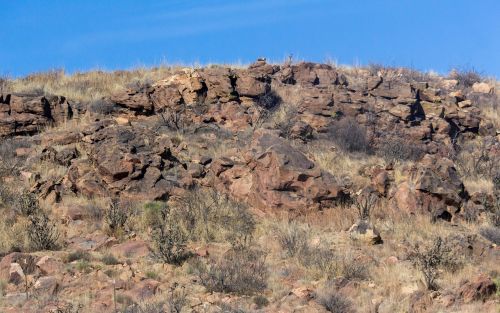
[192, 248, 268, 294]
[450, 67, 483, 88]
[328, 117, 371, 153]
[316, 290, 353, 313]
[150, 203, 189, 265]
[377, 136, 425, 162]
[275, 220, 309, 258]
[104, 198, 130, 236]
[27, 211, 60, 251]
[409, 237, 456, 290]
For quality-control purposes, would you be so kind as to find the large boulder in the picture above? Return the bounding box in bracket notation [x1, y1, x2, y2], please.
[391, 154, 467, 220]
[211, 130, 347, 213]
[0, 93, 73, 136]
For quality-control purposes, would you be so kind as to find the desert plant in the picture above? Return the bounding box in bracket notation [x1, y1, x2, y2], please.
[222, 202, 255, 249]
[14, 191, 40, 216]
[104, 198, 129, 235]
[151, 204, 189, 265]
[316, 290, 353, 313]
[157, 106, 187, 132]
[377, 137, 425, 162]
[253, 295, 269, 309]
[52, 303, 85, 313]
[0, 138, 30, 177]
[303, 248, 369, 281]
[256, 89, 282, 112]
[101, 253, 120, 265]
[166, 283, 187, 313]
[479, 226, 500, 245]
[276, 221, 309, 258]
[176, 188, 255, 247]
[450, 68, 483, 88]
[192, 248, 268, 294]
[353, 191, 378, 221]
[328, 117, 371, 153]
[409, 237, 455, 290]
[27, 211, 59, 251]
[66, 250, 91, 263]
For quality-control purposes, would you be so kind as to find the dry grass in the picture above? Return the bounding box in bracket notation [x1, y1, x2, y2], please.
[4, 67, 178, 102]
[307, 144, 386, 189]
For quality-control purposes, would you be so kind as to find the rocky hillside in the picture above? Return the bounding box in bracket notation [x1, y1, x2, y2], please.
[0, 61, 498, 312]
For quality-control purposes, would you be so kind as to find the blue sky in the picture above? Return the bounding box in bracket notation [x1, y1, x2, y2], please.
[1, 0, 499, 77]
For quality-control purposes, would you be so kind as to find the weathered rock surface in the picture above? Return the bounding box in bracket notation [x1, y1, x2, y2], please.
[0, 94, 74, 136]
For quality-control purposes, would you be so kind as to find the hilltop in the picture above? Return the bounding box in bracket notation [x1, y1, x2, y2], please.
[0, 60, 498, 312]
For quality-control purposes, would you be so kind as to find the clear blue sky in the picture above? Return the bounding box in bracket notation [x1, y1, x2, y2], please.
[1, 0, 499, 77]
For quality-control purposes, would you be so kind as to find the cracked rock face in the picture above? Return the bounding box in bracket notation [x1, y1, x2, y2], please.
[3, 60, 495, 216]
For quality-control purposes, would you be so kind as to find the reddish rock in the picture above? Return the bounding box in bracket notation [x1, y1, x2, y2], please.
[36, 256, 64, 276]
[457, 274, 497, 303]
[110, 240, 150, 258]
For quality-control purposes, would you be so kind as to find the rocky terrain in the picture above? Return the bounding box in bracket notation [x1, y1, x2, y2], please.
[0, 60, 498, 312]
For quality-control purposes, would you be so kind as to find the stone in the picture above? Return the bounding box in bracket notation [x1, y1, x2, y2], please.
[457, 274, 496, 303]
[472, 82, 493, 94]
[348, 220, 382, 244]
[33, 276, 59, 295]
[8, 263, 25, 285]
[36, 256, 64, 276]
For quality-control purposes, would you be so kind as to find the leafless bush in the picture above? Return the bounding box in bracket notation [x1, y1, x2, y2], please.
[409, 237, 456, 290]
[299, 245, 369, 281]
[0, 138, 29, 177]
[275, 221, 309, 258]
[88, 98, 119, 115]
[377, 137, 425, 162]
[450, 68, 483, 88]
[157, 106, 187, 132]
[150, 203, 189, 265]
[176, 188, 255, 248]
[328, 117, 371, 153]
[192, 248, 268, 295]
[316, 290, 353, 313]
[479, 226, 500, 245]
[27, 211, 60, 251]
[454, 139, 499, 180]
[256, 90, 282, 112]
[0, 185, 14, 208]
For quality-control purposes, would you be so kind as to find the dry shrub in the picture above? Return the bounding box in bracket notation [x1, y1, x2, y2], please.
[191, 248, 268, 295]
[0, 138, 30, 177]
[316, 289, 353, 313]
[302, 248, 369, 281]
[455, 138, 499, 180]
[104, 199, 131, 236]
[27, 211, 60, 251]
[328, 117, 371, 154]
[377, 137, 425, 162]
[408, 237, 457, 290]
[175, 188, 255, 248]
[450, 68, 483, 88]
[150, 203, 189, 265]
[275, 220, 309, 258]
[479, 226, 500, 245]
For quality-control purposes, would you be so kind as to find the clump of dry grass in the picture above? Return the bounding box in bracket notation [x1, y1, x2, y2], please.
[4, 67, 177, 102]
